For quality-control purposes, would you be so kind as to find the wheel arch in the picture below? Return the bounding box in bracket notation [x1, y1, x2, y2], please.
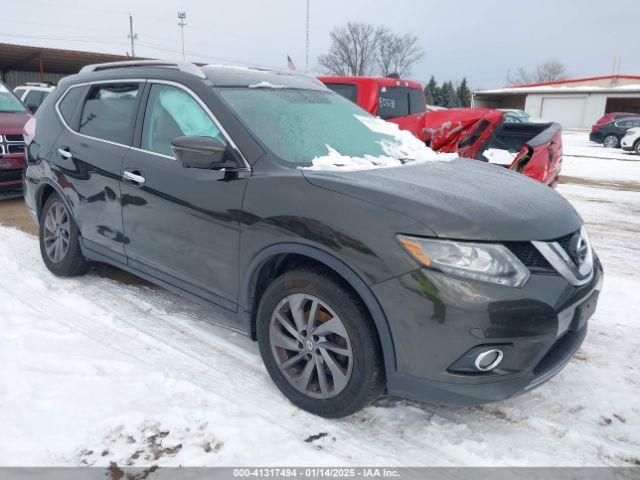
[35, 180, 74, 222]
[240, 243, 397, 375]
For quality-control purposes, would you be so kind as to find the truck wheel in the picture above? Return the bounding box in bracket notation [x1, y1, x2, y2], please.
[603, 134, 619, 148]
[39, 193, 89, 277]
[256, 268, 384, 418]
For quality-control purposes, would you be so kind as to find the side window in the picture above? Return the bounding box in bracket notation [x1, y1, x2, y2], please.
[14, 88, 27, 100]
[377, 87, 409, 120]
[24, 90, 44, 110]
[79, 83, 141, 144]
[325, 83, 358, 104]
[141, 84, 225, 157]
[58, 87, 85, 125]
[408, 89, 426, 114]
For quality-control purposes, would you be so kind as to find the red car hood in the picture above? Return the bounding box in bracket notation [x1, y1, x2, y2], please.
[0, 112, 31, 134]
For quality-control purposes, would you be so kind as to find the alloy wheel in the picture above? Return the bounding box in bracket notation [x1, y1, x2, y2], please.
[603, 135, 619, 148]
[43, 202, 71, 263]
[269, 293, 353, 399]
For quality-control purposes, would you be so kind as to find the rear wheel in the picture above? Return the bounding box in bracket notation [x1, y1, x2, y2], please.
[256, 268, 384, 417]
[39, 193, 89, 277]
[603, 134, 619, 148]
[634, 140, 640, 156]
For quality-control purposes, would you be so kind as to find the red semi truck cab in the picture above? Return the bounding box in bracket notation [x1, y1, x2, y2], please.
[319, 76, 563, 186]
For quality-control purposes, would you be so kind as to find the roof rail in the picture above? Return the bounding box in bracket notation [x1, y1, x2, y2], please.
[79, 60, 206, 79]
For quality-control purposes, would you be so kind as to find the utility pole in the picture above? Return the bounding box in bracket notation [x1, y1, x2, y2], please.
[127, 14, 137, 57]
[178, 11, 187, 62]
[305, 0, 310, 72]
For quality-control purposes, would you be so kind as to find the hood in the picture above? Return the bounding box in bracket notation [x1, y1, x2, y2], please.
[302, 158, 581, 241]
[0, 112, 31, 134]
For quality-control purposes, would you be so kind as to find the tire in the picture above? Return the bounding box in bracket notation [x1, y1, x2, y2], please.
[39, 193, 89, 277]
[602, 134, 619, 148]
[256, 268, 384, 418]
[634, 140, 640, 156]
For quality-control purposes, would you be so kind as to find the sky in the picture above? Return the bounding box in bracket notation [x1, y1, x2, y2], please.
[2, 0, 639, 89]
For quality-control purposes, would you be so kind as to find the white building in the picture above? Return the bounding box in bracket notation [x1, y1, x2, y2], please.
[473, 75, 640, 129]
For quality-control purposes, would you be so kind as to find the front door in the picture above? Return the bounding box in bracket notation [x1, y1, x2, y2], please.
[120, 82, 247, 310]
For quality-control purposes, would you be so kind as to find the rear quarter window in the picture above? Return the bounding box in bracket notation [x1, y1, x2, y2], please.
[325, 83, 358, 103]
[58, 87, 85, 125]
[377, 87, 409, 119]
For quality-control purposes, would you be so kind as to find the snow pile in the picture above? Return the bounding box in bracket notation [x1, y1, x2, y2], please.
[303, 115, 456, 171]
[483, 148, 517, 166]
[248, 81, 287, 89]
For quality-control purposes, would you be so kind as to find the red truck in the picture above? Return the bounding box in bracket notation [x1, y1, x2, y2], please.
[319, 76, 563, 186]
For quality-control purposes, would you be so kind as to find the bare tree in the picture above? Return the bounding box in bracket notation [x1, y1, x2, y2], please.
[318, 22, 386, 76]
[509, 59, 568, 85]
[376, 32, 424, 77]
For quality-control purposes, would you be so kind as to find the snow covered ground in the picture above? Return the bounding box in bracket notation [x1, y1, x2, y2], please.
[1, 132, 639, 467]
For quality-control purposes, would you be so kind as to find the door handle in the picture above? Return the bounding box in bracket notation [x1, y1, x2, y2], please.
[123, 169, 146, 186]
[57, 147, 72, 159]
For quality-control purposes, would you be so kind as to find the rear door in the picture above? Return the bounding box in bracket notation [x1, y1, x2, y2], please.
[120, 81, 246, 309]
[54, 81, 143, 263]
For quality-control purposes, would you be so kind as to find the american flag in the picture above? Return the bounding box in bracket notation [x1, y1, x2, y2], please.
[287, 55, 296, 71]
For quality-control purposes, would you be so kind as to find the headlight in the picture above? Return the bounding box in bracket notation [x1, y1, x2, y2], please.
[397, 235, 530, 287]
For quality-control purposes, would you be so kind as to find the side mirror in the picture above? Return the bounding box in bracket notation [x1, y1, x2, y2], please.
[170, 136, 236, 169]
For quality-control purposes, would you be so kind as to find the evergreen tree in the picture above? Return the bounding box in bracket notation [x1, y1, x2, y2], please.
[456, 77, 472, 108]
[441, 81, 457, 108]
[423, 76, 440, 106]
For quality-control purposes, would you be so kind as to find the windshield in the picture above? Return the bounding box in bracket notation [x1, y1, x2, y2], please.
[0, 83, 27, 113]
[216, 87, 448, 170]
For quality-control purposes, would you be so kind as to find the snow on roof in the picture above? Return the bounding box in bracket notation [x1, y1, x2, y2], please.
[476, 79, 640, 95]
[477, 83, 640, 95]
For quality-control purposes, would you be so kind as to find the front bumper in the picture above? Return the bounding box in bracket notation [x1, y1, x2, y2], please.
[0, 153, 25, 199]
[374, 256, 604, 406]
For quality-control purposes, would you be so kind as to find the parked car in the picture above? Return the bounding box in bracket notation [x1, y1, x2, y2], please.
[319, 76, 563, 186]
[594, 112, 640, 125]
[589, 117, 640, 148]
[24, 61, 602, 418]
[13, 82, 54, 113]
[0, 80, 30, 198]
[620, 127, 640, 155]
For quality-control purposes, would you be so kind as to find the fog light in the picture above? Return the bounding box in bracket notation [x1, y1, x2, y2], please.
[474, 349, 503, 371]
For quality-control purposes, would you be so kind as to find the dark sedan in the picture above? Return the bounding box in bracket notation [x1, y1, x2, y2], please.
[590, 116, 640, 148]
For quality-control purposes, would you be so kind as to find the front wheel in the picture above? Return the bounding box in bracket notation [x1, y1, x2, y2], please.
[256, 268, 384, 418]
[603, 134, 619, 148]
[634, 140, 640, 156]
[39, 193, 89, 277]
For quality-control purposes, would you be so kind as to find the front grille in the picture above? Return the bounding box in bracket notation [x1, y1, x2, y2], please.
[506, 230, 579, 272]
[1, 134, 26, 156]
[506, 242, 552, 270]
[5, 134, 24, 143]
[7, 144, 25, 154]
[0, 169, 23, 183]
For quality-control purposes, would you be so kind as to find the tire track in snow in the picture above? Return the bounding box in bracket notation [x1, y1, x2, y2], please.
[0, 226, 460, 467]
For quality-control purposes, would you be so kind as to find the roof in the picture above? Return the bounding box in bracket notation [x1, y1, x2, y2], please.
[510, 75, 640, 89]
[476, 74, 640, 96]
[318, 76, 423, 90]
[0, 42, 146, 75]
[202, 65, 326, 89]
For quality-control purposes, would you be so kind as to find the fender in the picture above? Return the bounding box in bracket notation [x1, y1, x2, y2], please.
[240, 242, 397, 375]
[34, 177, 77, 223]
